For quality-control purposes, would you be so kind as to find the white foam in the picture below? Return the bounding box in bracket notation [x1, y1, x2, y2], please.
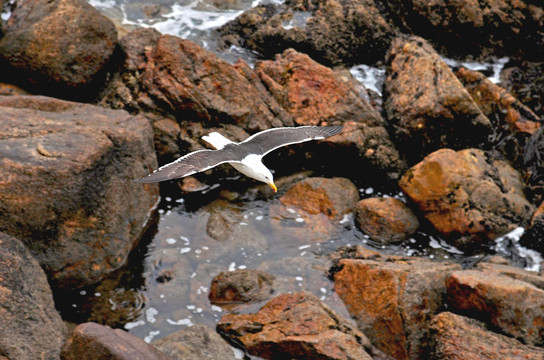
[350, 64, 385, 95]
[145, 307, 158, 323]
[167, 318, 194, 326]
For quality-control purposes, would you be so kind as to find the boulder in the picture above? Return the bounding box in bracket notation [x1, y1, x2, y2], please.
[0, 0, 117, 100]
[60, 322, 171, 360]
[0, 95, 158, 290]
[384, 35, 491, 163]
[430, 311, 544, 359]
[219, 0, 393, 66]
[0, 232, 67, 360]
[447, 269, 544, 346]
[217, 291, 381, 360]
[520, 201, 544, 252]
[153, 324, 238, 360]
[209, 269, 275, 304]
[399, 148, 534, 249]
[331, 248, 461, 360]
[354, 197, 419, 244]
[379, 0, 544, 60]
[269, 177, 359, 242]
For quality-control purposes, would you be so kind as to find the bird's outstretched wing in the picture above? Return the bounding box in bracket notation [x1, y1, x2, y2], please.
[132, 148, 243, 183]
[241, 125, 343, 156]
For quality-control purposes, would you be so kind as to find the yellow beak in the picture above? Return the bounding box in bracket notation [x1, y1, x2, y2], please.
[269, 182, 277, 192]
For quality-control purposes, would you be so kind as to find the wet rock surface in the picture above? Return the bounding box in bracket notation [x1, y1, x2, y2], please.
[0, 0, 117, 100]
[153, 324, 237, 360]
[399, 148, 534, 250]
[354, 197, 419, 244]
[446, 269, 544, 346]
[0, 232, 67, 360]
[331, 247, 461, 360]
[61, 322, 171, 360]
[430, 311, 544, 360]
[209, 269, 275, 304]
[384, 35, 491, 163]
[217, 291, 382, 360]
[0, 95, 158, 290]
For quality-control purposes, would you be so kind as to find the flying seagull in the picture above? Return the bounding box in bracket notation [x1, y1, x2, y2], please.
[133, 125, 343, 191]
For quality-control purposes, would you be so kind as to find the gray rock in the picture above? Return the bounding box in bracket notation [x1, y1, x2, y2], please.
[153, 324, 238, 360]
[0, 232, 68, 360]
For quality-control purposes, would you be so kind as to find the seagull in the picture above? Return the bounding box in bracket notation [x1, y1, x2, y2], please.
[133, 125, 343, 192]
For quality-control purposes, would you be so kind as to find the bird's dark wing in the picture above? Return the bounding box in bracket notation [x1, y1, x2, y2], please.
[132, 148, 244, 183]
[240, 125, 343, 156]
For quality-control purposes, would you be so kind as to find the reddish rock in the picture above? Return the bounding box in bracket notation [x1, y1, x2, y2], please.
[217, 291, 378, 360]
[139, 34, 291, 132]
[153, 324, 237, 360]
[476, 260, 544, 290]
[270, 177, 359, 242]
[384, 35, 491, 163]
[354, 197, 419, 244]
[399, 148, 534, 249]
[60, 322, 170, 360]
[331, 252, 461, 360]
[0, 232, 67, 360]
[447, 269, 544, 346]
[209, 269, 275, 304]
[456, 66, 541, 135]
[430, 311, 544, 359]
[0, 95, 158, 290]
[0, 0, 117, 100]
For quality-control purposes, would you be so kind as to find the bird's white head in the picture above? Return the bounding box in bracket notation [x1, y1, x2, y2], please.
[238, 154, 277, 192]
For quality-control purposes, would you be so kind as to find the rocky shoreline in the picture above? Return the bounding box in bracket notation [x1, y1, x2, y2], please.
[1, 0, 544, 359]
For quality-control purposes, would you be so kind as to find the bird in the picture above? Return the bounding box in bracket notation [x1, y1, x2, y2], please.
[133, 125, 343, 192]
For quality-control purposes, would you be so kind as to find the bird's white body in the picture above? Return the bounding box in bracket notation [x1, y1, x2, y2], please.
[202, 132, 275, 189]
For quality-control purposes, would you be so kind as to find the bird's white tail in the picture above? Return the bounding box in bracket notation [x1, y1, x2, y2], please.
[202, 132, 235, 150]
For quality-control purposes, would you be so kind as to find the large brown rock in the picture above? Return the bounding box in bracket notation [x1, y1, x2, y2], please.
[384, 35, 491, 163]
[0, 95, 158, 290]
[430, 311, 544, 359]
[331, 248, 461, 360]
[60, 322, 171, 360]
[447, 269, 544, 346]
[0, 232, 67, 360]
[217, 291, 380, 360]
[354, 197, 419, 244]
[0, 0, 117, 100]
[219, 0, 393, 66]
[399, 148, 534, 249]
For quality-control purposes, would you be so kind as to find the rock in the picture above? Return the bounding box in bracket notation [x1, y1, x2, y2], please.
[217, 291, 380, 360]
[0, 82, 30, 95]
[501, 60, 544, 118]
[270, 177, 359, 242]
[0, 95, 158, 290]
[331, 249, 461, 360]
[520, 201, 544, 253]
[429, 312, 544, 359]
[446, 269, 544, 346]
[399, 148, 534, 250]
[139, 34, 291, 132]
[384, 35, 491, 163]
[60, 322, 171, 360]
[209, 269, 275, 304]
[153, 324, 237, 360]
[456, 66, 541, 136]
[0, 232, 67, 360]
[379, 0, 544, 60]
[0, 0, 117, 100]
[475, 260, 544, 290]
[522, 126, 544, 205]
[219, 0, 393, 66]
[354, 197, 419, 244]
